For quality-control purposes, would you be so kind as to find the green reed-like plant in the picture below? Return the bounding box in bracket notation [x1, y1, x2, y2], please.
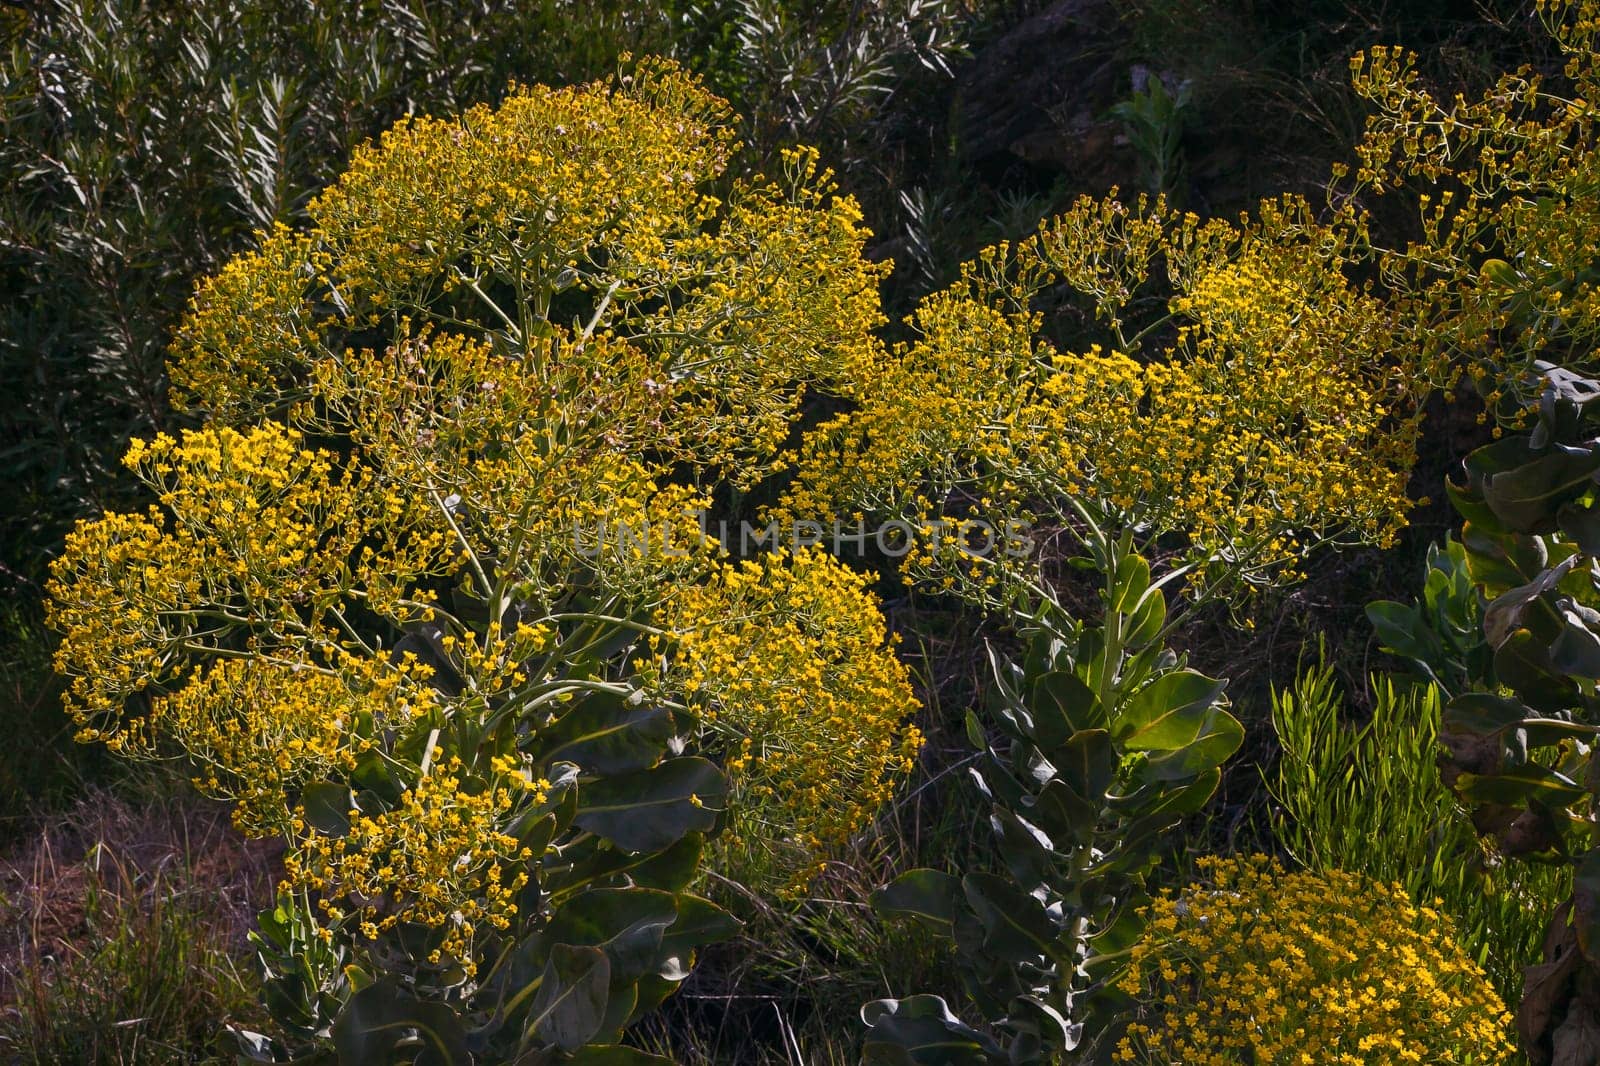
[1271, 654, 1567, 1005]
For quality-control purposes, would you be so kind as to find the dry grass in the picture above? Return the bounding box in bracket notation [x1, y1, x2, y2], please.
[0, 785, 279, 1064]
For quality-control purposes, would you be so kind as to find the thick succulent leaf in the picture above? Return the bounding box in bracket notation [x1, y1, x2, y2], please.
[1495, 629, 1584, 710]
[1027, 777, 1099, 842]
[555, 832, 705, 894]
[1480, 445, 1600, 532]
[1367, 600, 1442, 662]
[991, 808, 1059, 884]
[526, 944, 611, 1053]
[1029, 670, 1105, 744]
[1117, 671, 1227, 752]
[532, 695, 673, 776]
[1551, 604, 1600, 679]
[1108, 551, 1151, 613]
[1445, 693, 1600, 746]
[332, 979, 471, 1066]
[1483, 556, 1578, 647]
[874, 868, 963, 928]
[545, 888, 678, 983]
[1460, 521, 1548, 591]
[1057, 729, 1115, 804]
[860, 995, 1004, 1065]
[300, 781, 353, 837]
[1142, 707, 1244, 782]
[573, 757, 725, 853]
[1457, 765, 1587, 808]
[961, 872, 1062, 965]
[657, 893, 740, 960]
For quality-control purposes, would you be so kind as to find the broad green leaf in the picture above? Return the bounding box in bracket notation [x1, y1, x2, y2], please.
[658, 893, 740, 959]
[1109, 552, 1150, 613]
[874, 869, 962, 927]
[1057, 728, 1114, 802]
[1143, 708, 1244, 782]
[574, 757, 725, 853]
[299, 781, 352, 838]
[331, 979, 470, 1066]
[1481, 445, 1600, 532]
[545, 888, 678, 983]
[1457, 765, 1587, 809]
[527, 944, 611, 1053]
[534, 694, 672, 775]
[1030, 671, 1105, 741]
[1026, 778, 1099, 843]
[960, 872, 1062, 965]
[1117, 670, 1227, 751]
[860, 995, 1003, 1065]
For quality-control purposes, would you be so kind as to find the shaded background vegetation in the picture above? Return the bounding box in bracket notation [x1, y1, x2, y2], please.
[0, 0, 1561, 1060]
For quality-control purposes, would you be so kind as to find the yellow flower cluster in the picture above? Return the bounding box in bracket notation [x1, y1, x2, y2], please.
[652, 550, 924, 890]
[168, 61, 888, 486]
[1115, 855, 1515, 1066]
[1342, 0, 1600, 408]
[780, 193, 1434, 597]
[137, 655, 437, 837]
[284, 756, 544, 972]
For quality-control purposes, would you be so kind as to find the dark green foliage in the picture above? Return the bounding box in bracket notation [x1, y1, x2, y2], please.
[1379, 361, 1600, 1060]
[864, 531, 1243, 1064]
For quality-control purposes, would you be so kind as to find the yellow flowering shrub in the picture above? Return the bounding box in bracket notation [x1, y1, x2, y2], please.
[285, 756, 546, 969]
[780, 192, 1440, 598]
[1115, 855, 1515, 1066]
[1341, 0, 1600, 412]
[44, 62, 922, 1055]
[651, 549, 923, 890]
[168, 59, 889, 486]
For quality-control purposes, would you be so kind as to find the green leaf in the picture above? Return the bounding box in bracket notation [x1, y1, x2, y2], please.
[1366, 600, 1436, 662]
[1058, 728, 1115, 802]
[1460, 520, 1547, 591]
[1109, 552, 1151, 613]
[1143, 708, 1244, 781]
[873, 869, 962, 928]
[657, 893, 740, 961]
[332, 979, 470, 1066]
[534, 694, 672, 776]
[1483, 557, 1577, 647]
[860, 995, 1003, 1065]
[545, 889, 678, 983]
[1117, 670, 1228, 751]
[300, 781, 352, 838]
[960, 872, 1062, 964]
[1030, 671, 1105, 740]
[1026, 778, 1099, 843]
[527, 944, 611, 1053]
[1456, 765, 1587, 809]
[1558, 499, 1600, 555]
[1123, 586, 1168, 650]
[1495, 628, 1584, 711]
[574, 757, 725, 853]
[1551, 605, 1600, 679]
[557, 832, 705, 894]
[1481, 445, 1600, 531]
